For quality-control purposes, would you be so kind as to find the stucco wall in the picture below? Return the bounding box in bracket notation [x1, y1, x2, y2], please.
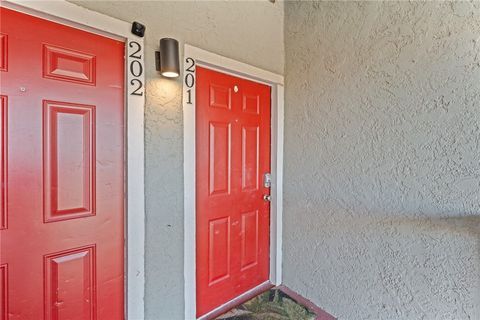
[68, 1, 284, 319]
[284, 2, 479, 320]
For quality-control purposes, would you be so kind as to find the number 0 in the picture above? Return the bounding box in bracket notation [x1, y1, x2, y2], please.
[185, 73, 194, 88]
[130, 60, 143, 77]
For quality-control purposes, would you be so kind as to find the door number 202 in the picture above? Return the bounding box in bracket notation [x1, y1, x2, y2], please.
[185, 57, 195, 104]
[129, 41, 144, 96]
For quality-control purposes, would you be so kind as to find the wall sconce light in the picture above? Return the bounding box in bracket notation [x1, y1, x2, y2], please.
[155, 38, 180, 78]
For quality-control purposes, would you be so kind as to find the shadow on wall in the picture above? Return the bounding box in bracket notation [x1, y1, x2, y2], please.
[285, 191, 480, 245]
[283, 209, 480, 319]
[314, 214, 480, 237]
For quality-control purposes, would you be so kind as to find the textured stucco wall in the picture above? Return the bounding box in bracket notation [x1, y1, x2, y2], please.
[68, 1, 284, 319]
[284, 2, 480, 320]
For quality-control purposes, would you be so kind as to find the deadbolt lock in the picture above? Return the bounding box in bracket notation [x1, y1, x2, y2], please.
[263, 194, 271, 202]
[263, 173, 271, 188]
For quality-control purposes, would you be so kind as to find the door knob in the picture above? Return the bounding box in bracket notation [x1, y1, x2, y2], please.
[263, 194, 271, 202]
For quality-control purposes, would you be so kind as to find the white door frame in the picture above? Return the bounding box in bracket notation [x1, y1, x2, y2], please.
[183, 44, 284, 319]
[0, 1, 145, 319]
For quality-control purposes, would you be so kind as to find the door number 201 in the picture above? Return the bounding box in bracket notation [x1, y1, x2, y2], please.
[185, 57, 195, 104]
[129, 41, 144, 96]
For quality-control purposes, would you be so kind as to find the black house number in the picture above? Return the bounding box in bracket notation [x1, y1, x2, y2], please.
[129, 41, 144, 96]
[185, 57, 195, 104]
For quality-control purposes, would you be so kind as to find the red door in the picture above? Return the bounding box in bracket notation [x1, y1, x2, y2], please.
[196, 67, 271, 317]
[0, 8, 125, 319]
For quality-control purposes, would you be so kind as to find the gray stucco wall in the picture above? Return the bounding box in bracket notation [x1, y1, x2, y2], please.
[69, 1, 284, 319]
[284, 2, 479, 320]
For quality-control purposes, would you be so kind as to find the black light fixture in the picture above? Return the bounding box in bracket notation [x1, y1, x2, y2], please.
[155, 38, 180, 78]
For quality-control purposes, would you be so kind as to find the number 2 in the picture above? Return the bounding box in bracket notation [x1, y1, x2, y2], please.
[186, 57, 195, 72]
[129, 41, 142, 59]
[130, 79, 143, 96]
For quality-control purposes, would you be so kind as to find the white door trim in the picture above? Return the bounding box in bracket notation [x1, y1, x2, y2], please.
[0, 1, 146, 319]
[183, 44, 284, 319]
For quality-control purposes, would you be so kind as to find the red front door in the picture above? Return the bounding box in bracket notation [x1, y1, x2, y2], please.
[0, 8, 125, 319]
[196, 67, 271, 317]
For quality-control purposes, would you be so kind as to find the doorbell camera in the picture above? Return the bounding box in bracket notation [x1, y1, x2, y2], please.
[131, 21, 146, 37]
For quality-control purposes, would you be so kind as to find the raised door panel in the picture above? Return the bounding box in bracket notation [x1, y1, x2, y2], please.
[44, 246, 96, 320]
[0, 34, 7, 72]
[243, 94, 260, 115]
[209, 122, 231, 196]
[208, 217, 231, 285]
[43, 45, 96, 85]
[43, 101, 96, 222]
[210, 84, 231, 110]
[241, 126, 259, 191]
[0, 264, 7, 320]
[240, 211, 259, 271]
[0, 96, 6, 230]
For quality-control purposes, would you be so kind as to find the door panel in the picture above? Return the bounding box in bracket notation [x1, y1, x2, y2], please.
[42, 44, 96, 85]
[196, 67, 271, 317]
[209, 121, 231, 195]
[43, 101, 96, 222]
[44, 246, 96, 320]
[1, 264, 7, 320]
[240, 210, 259, 270]
[0, 95, 6, 231]
[0, 34, 7, 72]
[0, 8, 125, 319]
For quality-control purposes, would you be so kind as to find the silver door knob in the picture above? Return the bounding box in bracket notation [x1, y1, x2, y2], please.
[263, 194, 271, 202]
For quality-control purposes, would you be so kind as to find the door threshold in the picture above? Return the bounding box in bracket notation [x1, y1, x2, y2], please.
[198, 281, 273, 320]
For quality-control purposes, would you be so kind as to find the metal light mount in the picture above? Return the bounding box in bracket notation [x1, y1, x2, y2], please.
[155, 38, 180, 78]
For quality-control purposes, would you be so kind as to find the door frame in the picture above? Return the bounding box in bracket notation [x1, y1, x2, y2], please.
[183, 44, 284, 319]
[0, 1, 146, 319]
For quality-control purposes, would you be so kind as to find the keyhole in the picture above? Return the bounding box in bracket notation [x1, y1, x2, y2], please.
[233, 85, 239, 93]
